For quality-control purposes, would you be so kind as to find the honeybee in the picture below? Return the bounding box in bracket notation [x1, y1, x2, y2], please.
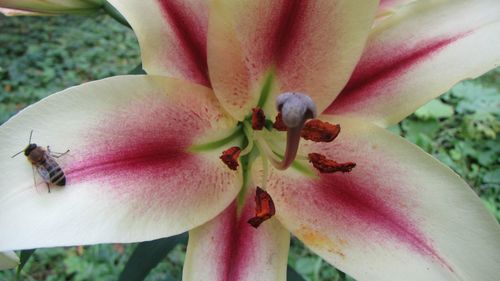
[11, 130, 69, 193]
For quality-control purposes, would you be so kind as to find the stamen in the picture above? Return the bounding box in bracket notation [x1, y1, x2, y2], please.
[301, 120, 341, 142]
[308, 153, 356, 173]
[251, 107, 266, 130]
[247, 187, 276, 228]
[272, 112, 288, 131]
[273, 92, 317, 170]
[220, 146, 242, 170]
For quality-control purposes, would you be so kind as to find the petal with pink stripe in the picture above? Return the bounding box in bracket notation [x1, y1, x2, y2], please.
[183, 187, 290, 281]
[327, 0, 500, 126]
[208, 0, 378, 120]
[0, 75, 241, 251]
[108, 0, 210, 86]
[266, 116, 500, 281]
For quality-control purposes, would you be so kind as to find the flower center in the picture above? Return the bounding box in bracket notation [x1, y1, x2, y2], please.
[190, 90, 356, 228]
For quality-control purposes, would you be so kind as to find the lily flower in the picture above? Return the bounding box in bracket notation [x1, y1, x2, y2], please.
[0, 0, 499, 280]
[0, 251, 18, 270]
[0, 0, 104, 16]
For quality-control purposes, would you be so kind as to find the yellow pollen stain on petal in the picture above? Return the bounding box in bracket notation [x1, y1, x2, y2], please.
[296, 226, 347, 258]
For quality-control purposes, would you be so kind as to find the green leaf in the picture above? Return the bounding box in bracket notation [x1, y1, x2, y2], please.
[401, 119, 440, 152]
[451, 82, 500, 114]
[287, 265, 307, 281]
[294, 257, 317, 276]
[103, 1, 131, 28]
[118, 233, 188, 281]
[15, 249, 35, 281]
[484, 168, 500, 184]
[386, 124, 402, 136]
[129, 64, 146, 75]
[18, 249, 35, 271]
[414, 99, 453, 120]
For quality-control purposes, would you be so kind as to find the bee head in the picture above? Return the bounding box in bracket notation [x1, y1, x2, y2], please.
[24, 143, 37, 156]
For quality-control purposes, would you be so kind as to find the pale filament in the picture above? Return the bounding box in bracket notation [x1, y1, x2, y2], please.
[239, 122, 255, 157]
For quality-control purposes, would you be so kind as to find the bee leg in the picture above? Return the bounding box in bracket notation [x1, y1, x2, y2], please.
[47, 146, 70, 158]
[32, 166, 37, 188]
[46, 183, 51, 193]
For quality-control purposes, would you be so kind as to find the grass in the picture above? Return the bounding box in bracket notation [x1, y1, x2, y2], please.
[0, 11, 498, 281]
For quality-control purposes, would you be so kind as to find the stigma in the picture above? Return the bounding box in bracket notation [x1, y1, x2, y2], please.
[276, 92, 317, 127]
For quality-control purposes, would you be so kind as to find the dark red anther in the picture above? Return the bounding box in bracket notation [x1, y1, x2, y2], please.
[251, 107, 266, 130]
[272, 112, 288, 131]
[248, 187, 276, 228]
[301, 119, 340, 142]
[220, 146, 242, 170]
[308, 153, 356, 173]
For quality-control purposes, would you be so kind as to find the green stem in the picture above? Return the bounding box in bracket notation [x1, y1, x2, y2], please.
[236, 145, 258, 214]
[103, 1, 131, 28]
[189, 125, 243, 152]
[256, 70, 275, 108]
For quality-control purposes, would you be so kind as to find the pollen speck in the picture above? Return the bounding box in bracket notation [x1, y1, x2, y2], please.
[308, 153, 356, 173]
[220, 146, 242, 170]
[301, 119, 340, 142]
[248, 187, 276, 228]
[296, 226, 346, 258]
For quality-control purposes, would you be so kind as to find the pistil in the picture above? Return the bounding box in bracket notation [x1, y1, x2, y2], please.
[273, 92, 317, 170]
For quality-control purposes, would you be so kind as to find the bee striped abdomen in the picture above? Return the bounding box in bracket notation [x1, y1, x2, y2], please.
[45, 158, 66, 186]
[48, 164, 66, 186]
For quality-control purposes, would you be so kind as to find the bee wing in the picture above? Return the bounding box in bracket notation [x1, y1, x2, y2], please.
[35, 166, 51, 193]
[36, 165, 51, 182]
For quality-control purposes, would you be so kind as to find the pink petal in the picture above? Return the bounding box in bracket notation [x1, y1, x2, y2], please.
[208, 0, 378, 120]
[326, 0, 500, 126]
[266, 116, 500, 281]
[108, 0, 210, 86]
[183, 187, 290, 281]
[0, 75, 241, 250]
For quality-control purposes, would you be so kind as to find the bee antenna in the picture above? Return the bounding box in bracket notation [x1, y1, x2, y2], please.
[12, 130, 34, 158]
[11, 150, 24, 158]
[28, 129, 34, 144]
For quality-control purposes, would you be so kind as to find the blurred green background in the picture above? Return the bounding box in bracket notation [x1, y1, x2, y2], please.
[0, 11, 499, 281]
